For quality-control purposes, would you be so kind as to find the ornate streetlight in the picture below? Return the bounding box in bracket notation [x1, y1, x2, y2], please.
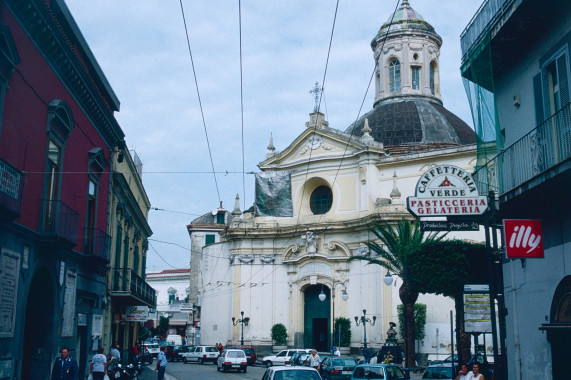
[354, 309, 376, 350]
[232, 311, 250, 346]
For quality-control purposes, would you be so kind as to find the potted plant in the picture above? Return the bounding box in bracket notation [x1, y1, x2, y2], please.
[271, 323, 288, 352]
[334, 317, 352, 354]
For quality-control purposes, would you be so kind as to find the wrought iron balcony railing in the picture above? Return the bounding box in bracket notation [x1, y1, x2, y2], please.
[84, 228, 111, 261]
[0, 157, 24, 218]
[474, 102, 571, 196]
[40, 199, 79, 245]
[110, 268, 156, 307]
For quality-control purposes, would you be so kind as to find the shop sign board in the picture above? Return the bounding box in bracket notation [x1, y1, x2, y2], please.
[503, 219, 544, 258]
[420, 220, 480, 231]
[463, 284, 492, 333]
[407, 165, 488, 217]
[126, 306, 149, 322]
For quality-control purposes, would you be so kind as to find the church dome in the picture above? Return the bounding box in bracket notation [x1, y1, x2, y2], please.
[345, 98, 476, 148]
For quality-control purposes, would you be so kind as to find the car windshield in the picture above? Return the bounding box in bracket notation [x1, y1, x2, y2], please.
[423, 367, 452, 379]
[352, 366, 385, 379]
[205, 347, 219, 352]
[242, 348, 254, 354]
[331, 358, 357, 367]
[273, 370, 322, 380]
[228, 351, 245, 358]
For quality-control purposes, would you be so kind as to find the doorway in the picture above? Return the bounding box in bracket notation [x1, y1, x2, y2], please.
[549, 276, 571, 380]
[304, 284, 330, 350]
[22, 268, 55, 380]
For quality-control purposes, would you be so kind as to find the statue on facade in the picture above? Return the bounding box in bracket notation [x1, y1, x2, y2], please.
[302, 231, 318, 254]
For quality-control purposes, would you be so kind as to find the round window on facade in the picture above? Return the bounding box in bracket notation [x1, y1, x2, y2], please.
[310, 186, 333, 215]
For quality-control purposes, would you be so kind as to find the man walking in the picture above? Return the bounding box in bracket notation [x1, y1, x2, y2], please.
[156, 346, 168, 380]
[51, 347, 79, 380]
[308, 349, 321, 369]
[89, 347, 107, 380]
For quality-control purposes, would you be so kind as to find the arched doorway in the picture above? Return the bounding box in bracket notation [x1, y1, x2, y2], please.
[548, 276, 571, 380]
[22, 268, 55, 380]
[304, 284, 330, 351]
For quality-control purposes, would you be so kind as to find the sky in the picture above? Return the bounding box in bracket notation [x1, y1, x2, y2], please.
[65, 0, 483, 272]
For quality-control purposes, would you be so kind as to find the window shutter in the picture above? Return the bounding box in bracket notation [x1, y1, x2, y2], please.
[205, 234, 215, 245]
[556, 53, 569, 108]
[533, 72, 544, 125]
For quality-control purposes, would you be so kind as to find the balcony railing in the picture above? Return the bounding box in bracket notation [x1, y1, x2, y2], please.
[41, 199, 79, 245]
[84, 228, 111, 261]
[474, 102, 571, 196]
[111, 268, 156, 307]
[0, 157, 24, 218]
[460, 0, 513, 59]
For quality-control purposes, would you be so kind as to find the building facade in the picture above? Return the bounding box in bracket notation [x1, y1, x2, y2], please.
[104, 147, 154, 360]
[190, 0, 482, 360]
[0, 0, 125, 378]
[461, 0, 571, 379]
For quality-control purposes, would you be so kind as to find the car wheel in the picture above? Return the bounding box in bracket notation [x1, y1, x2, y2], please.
[217, 364, 220, 371]
[243, 367, 247, 373]
[183, 357, 187, 364]
[198, 358, 203, 364]
[221, 365, 225, 373]
[265, 361, 272, 368]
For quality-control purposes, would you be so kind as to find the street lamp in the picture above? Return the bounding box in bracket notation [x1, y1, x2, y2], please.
[232, 311, 250, 346]
[354, 309, 376, 350]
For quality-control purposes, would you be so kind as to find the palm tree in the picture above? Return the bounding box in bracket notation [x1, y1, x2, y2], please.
[351, 219, 444, 368]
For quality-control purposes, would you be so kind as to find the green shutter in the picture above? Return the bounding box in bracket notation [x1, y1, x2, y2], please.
[205, 234, 215, 245]
[533, 72, 544, 125]
[557, 53, 569, 108]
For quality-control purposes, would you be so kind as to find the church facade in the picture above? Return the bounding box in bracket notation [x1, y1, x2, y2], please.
[189, 0, 481, 358]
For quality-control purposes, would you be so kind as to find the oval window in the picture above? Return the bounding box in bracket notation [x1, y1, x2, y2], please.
[310, 186, 333, 215]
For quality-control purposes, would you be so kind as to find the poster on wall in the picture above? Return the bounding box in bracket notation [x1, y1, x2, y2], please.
[463, 284, 492, 333]
[0, 250, 20, 337]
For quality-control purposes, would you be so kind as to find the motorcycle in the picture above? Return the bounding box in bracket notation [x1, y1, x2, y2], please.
[108, 362, 143, 379]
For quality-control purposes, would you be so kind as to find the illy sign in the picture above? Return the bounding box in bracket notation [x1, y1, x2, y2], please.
[503, 219, 544, 258]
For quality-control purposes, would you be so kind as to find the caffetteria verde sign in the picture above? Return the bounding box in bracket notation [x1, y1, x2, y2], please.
[407, 164, 488, 216]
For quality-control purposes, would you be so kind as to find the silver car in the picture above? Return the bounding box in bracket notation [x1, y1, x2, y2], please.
[262, 366, 322, 380]
[217, 349, 248, 373]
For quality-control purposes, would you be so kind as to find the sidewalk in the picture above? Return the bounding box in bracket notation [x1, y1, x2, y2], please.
[140, 366, 178, 380]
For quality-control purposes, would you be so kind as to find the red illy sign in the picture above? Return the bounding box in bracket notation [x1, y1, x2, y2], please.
[407, 164, 488, 216]
[504, 219, 544, 258]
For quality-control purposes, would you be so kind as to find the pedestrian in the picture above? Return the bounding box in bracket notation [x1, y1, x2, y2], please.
[360, 346, 371, 364]
[455, 364, 474, 380]
[132, 341, 141, 363]
[215, 343, 220, 352]
[51, 347, 79, 380]
[471, 363, 485, 380]
[156, 346, 168, 380]
[109, 342, 121, 364]
[90, 346, 108, 380]
[334, 346, 341, 357]
[308, 349, 321, 369]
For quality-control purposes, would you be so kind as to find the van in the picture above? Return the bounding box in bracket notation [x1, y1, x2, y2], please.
[165, 334, 183, 345]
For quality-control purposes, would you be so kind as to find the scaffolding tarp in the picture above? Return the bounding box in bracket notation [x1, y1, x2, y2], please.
[254, 171, 293, 217]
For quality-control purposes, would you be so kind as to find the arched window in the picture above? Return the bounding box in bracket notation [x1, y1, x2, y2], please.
[389, 59, 401, 93]
[430, 61, 436, 95]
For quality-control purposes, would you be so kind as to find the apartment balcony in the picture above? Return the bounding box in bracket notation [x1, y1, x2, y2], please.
[84, 228, 111, 262]
[40, 199, 79, 247]
[110, 268, 156, 308]
[474, 102, 571, 200]
[0, 157, 24, 220]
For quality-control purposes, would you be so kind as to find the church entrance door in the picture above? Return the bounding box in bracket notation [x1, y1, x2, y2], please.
[304, 284, 330, 351]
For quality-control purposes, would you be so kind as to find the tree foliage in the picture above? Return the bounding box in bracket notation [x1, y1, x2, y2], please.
[397, 303, 426, 341]
[271, 323, 288, 345]
[158, 316, 170, 337]
[334, 317, 352, 347]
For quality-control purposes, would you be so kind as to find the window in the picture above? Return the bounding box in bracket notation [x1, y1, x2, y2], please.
[44, 140, 61, 230]
[389, 59, 401, 92]
[411, 66, 420, 90]
[430, 62, 436, 95]
[216, 212, 225, 224]
[310, 186, 332, 215]
[535, 49, 570, 123]
[84, 178, 98, 253]
[205, 234, 215, 245]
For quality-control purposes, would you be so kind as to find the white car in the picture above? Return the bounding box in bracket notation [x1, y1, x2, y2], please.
[261, 366, 322, 380]
[262, 349, 313, 367]
[217, 349, 248, 373]
[142, 343, 160, 358]
[182, 345, 220, 364]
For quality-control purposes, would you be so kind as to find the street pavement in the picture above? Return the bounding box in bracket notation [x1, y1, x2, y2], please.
[139, 361, 425, 380]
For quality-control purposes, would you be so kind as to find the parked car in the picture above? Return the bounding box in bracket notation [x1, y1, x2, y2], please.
[263, 349, 313, 367]
[287, 352, 311, 366]
[225, 345, 257, 365]
[217, 349, 248, 373]
[351, 364, 408, 380]
[319, 357, 358, 380]
[166, 345, 191, 362]
[422, 363, 454, 380]
[261, 366, 323, 380]
[142, 342, 160, 358]
[182, 345, 220, 364]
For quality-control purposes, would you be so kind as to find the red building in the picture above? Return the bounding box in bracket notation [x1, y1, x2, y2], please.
[0, 0, 125, 378]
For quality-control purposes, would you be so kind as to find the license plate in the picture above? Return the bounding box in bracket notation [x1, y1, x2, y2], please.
[232, 365, 240, 368]
[342, 371, 352, 375]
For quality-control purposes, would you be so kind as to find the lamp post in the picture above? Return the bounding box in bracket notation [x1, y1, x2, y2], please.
[321, 282, 349, 348]
[354, 309, 376, 350]
[232, 311, 250, 346]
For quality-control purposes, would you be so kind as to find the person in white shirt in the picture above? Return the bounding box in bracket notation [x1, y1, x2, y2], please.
[455, 364, 473, 380]
[308, 350, 321, 369]
[156, 347, 168, 380]
[334, 347, 341, 357]
[90, 347, 107, 380]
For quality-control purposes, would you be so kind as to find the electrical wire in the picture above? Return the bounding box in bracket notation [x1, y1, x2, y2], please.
[178, 0, 221, 204]
[148, 241, 189, 270]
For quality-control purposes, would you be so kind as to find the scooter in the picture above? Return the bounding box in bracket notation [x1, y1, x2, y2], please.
[108, 362, 141, 379]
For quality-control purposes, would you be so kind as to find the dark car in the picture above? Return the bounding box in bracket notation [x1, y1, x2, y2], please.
[166, 345, 191, 362]
[319, 357, 358, 380]
[287, 352, 310, 366]
[226, 345, 257, 365]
